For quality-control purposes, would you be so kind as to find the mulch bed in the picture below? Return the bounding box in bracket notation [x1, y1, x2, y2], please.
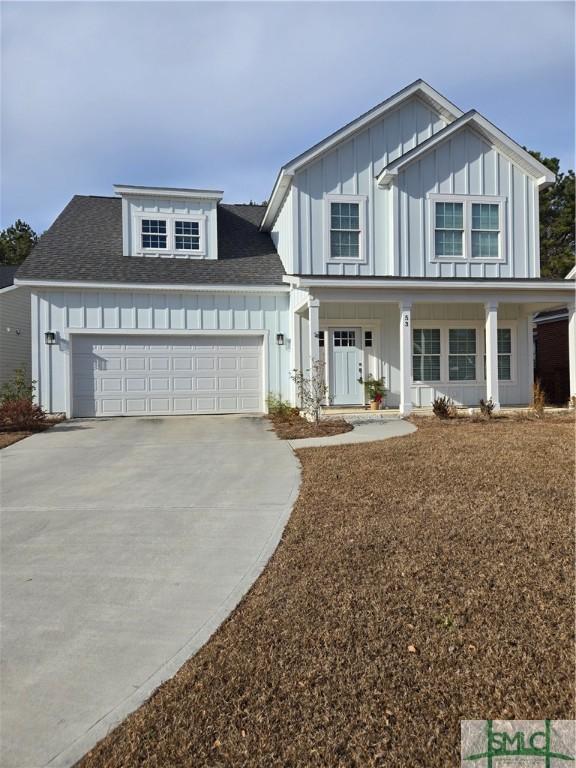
[0, 431, 33, 449]
[78, 417, 575, 768]
[267, 409, 353, 440]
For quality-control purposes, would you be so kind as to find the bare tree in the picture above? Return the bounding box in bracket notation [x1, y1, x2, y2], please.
[290, 360, 329, 425]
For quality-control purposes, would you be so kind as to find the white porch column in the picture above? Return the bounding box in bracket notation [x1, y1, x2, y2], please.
[485, 302, 500, 410]
[399, 301, 412, 416]
[308, 297, 320, 369]
[569, 302, 576, 403]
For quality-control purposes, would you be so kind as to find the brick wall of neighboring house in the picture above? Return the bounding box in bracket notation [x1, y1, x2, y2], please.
[534, 315, 569, 405]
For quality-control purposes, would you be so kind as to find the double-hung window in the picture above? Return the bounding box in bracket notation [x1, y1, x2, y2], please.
[471, 204, 500, 258]
[497, 328, 512, 380]
[435, 202, 464, 257]
[174, 220, 200, 251]
[141, 219, 167, 250]
[449, 329, 476, 381]
[330, 202, 360, 258]
[326, 195, 366, 260]
[413, 329, 441, 381]
[431, 196, 504, 260]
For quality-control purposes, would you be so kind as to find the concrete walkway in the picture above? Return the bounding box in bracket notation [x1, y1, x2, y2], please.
[0, 416, 300, 768]
[288, 417, 416, 449]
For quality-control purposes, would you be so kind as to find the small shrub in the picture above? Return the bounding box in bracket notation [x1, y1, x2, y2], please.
[361, 374, 387, 404]
[531, 380, 546, 418]
[432, 395, 455, 419]
[479, 398, 495, 418]
[0, 398, 48, 431]
[0, 366, 34, 405]
[266, 394, 297, 421]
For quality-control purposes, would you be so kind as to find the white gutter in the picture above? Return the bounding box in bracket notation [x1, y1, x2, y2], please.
[14, 279, 289, 293]
[285, 275, 574, 292]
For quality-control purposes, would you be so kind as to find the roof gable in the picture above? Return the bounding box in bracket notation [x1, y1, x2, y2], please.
[261, 80, 463, 230]
[376, 110, 556, 189]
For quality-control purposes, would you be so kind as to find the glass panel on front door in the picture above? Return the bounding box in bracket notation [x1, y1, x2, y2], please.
[330, 328, 363, 406]
[333, 330, 356, 347]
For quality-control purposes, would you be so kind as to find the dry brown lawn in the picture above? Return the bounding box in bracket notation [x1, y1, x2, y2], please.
[0, 431, 32, 449]
[79, 417, 575, 768]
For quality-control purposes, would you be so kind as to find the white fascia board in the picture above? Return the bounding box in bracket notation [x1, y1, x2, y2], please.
[377, 111, 556, 189]
[14, 279, 289, 293]
[261, 80, 463, 231]
[260, 171, 294, 231]
[0, 284, 18, 294]
[565, 265, 576, 279]
[292, 276, 573, 292]
[114, 185, 224, 201]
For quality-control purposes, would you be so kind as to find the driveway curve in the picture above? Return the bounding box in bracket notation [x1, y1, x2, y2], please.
[0, 416, 300, 768]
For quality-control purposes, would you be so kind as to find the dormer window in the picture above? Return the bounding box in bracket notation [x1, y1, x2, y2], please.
[175, 220, 200, 251]
[136, 214, 206, 257]
[141, 219, 167, 249]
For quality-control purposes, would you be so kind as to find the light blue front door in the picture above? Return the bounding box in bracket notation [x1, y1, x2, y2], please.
[329, 328, 364, 405]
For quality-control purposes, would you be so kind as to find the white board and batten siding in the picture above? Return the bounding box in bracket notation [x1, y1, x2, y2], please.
[291, 96, 448, 277]
[33, 290, 289, 416]
[396, 127, 539, 279]
[273, 96, 539, 281]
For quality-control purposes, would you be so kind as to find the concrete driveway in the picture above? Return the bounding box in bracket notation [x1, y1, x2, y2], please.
[0, 416, 300, 768]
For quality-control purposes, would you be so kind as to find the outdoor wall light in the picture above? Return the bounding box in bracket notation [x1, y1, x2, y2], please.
[276, 333, 285, 346]
[44, 331, 57, 345]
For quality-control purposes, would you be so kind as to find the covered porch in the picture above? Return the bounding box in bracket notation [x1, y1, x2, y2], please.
[288, 279, 576, 415]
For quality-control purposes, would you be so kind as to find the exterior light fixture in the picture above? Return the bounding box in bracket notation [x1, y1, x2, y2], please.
[45, 331, 57, 345]
[276, 333, 285, 346]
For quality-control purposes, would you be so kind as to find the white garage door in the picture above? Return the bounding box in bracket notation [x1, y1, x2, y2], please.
[72, 335, 263, 417]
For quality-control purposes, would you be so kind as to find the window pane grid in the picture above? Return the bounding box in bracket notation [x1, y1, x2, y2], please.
[331, 203, 360, 231]
[142, 234, 167, 249]
[331, 230, 360, 258]
[413, 329, 440, 381]
[449, 329, 476, 381]
[435, 230, 463, 257]
[472, 204, 499, 230]
[435, 202, 463, 229]
[142, 219, 166, 234]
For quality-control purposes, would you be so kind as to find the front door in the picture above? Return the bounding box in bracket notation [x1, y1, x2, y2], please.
[329, 328, 364, 405]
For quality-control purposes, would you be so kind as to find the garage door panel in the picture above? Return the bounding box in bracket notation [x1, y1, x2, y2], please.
[72, 335, 263, 416]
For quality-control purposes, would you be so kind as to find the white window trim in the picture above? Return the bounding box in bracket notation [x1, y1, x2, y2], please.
[412, 321, 517, 385]
[134, 212, 207, 258]
[324, 194, 368, 264]
[427, 194, 507, 264]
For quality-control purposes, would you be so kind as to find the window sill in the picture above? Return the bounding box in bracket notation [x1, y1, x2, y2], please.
[430, 257, 506, 264]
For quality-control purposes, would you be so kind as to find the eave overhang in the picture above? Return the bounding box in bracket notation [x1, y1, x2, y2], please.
[376, 111, 556, 190]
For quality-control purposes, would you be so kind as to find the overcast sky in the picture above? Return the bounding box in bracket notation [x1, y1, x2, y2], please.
[1, 1, 574, 233]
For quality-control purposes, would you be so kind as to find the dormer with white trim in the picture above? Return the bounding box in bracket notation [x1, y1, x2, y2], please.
[114, 185, 223, 260]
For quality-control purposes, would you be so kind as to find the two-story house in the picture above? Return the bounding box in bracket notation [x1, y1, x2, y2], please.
[16, 80, 576, 417]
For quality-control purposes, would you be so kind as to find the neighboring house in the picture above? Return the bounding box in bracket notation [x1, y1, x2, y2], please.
[0, 266, 31, 388]
[15, 80, 576, 417]
[534, 309, 570, 405]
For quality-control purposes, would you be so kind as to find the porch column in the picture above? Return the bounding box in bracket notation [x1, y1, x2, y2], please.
[308, 297, 320, 369]
[399, 302, 412, 416]
[485, 302, 500, 410]
[569, 302, 576, 403]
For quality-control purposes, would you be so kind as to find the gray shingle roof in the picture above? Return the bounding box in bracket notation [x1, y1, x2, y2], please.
[0, 265, 18, 289]
[16, 196, 285, 286]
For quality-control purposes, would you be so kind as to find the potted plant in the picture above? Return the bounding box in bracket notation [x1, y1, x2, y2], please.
[361, 374, 387, 410]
